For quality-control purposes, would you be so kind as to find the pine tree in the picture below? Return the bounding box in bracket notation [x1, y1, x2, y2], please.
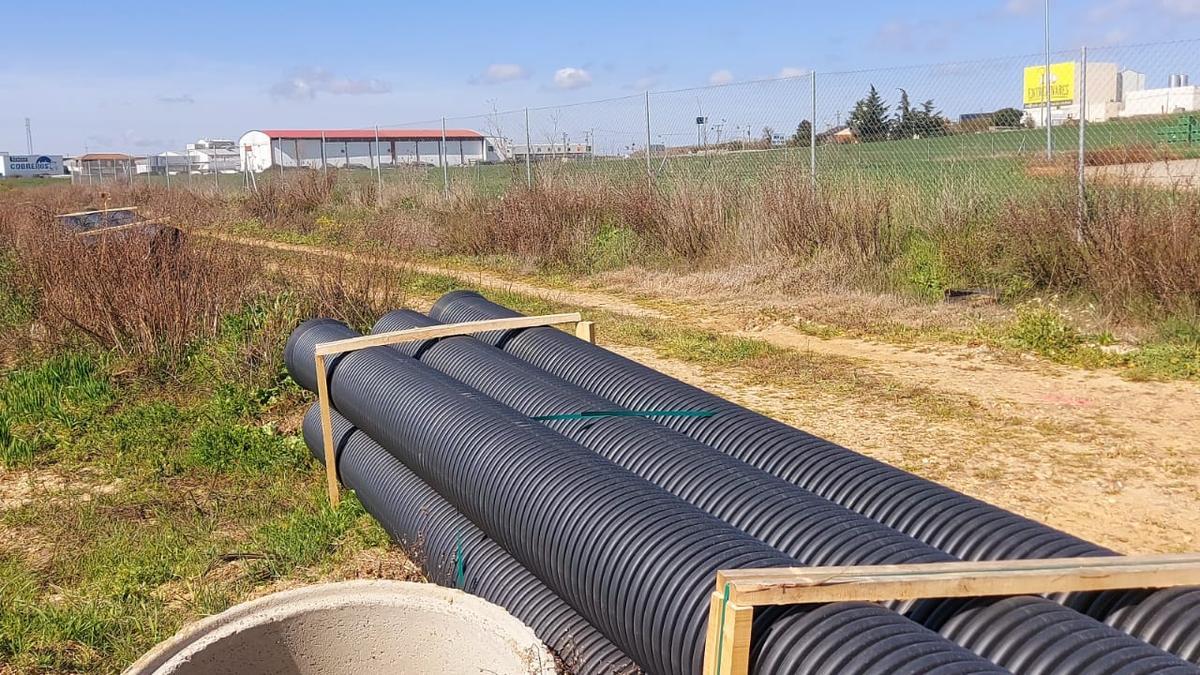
[788, 120, 813, 147]
[914, 99, 948, 137]
[894, 88, 915, 139]
[849, 85, 890, 142]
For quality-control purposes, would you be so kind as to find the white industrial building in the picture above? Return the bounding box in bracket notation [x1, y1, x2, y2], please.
[238, 128, 505, 173]
[187, 139, 240, 173]
[1024, 61, 1199, 126]
[139, 152, 191, 175]
[506, 141, 593, 161]
[1122, 82, 1200, 118]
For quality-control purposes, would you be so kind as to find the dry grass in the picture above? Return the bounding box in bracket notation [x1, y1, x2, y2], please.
[242, 170, 337, 225]
[8, 165, 1199, 330]
[0, 212, 259, 369]
[1083, 144, 1181, 167]
[998, 181, 1200, 316]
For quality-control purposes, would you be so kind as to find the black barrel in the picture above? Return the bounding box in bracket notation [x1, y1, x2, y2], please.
[426, 290, 1200, 664]
[302, 405, 640, 674]
[286, 319, 1009, 675]
[372, 308, 1198, 674]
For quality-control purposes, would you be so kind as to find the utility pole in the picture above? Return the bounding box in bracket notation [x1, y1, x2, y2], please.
[374, 124, 383, 203]
[440, 116, 449, 196]
[24, 118, 32, 154]
[644, 91, 653, 187]
[1044, 0, 1053, 159]
[810, 72, 818, 188]
[523, 108, 532, 187]
[1077, 45, 1088, 241]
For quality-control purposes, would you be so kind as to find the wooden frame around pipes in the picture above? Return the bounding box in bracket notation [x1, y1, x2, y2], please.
[312, 313, 593, 507]
[703, 553, 1200, 675]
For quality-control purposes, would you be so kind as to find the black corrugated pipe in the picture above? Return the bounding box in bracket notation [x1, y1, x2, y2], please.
[285, 319, 1010, 675]
[301, 405, 640, 674]
[427, 290, 1200, 664]
[372, 308, 1199, 674]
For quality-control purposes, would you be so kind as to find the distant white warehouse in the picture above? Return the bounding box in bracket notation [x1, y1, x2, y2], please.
[238, 128, 505, 172]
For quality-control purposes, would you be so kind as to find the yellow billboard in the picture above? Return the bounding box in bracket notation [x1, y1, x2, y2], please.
[1024, 62, 1076, 106]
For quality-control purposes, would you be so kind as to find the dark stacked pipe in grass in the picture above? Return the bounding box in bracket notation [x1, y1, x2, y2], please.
[285, 319, 1010, 675]
[428, 289, 1200, 665]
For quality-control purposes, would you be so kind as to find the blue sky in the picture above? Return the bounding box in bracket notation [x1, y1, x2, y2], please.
[3, 0, 1200, 153]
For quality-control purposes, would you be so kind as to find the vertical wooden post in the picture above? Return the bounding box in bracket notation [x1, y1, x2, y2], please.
[702, 587, 753, 675]
[314, 352, 340, 508]
[575, 320, 596, 344]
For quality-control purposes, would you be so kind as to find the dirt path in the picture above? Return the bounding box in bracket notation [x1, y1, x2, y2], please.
[214, 232, 1200, 553]
[207, 233, 666, 319]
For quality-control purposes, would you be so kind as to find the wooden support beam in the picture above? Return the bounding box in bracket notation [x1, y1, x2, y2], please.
[313, 311, 587, 507]
[314, 352, 339, 508]
[704, 553, 1200, 675]
[575, 320, 596, 343]
[313, 313, 583, 357]
[702, 590, 753, 675]
[55, 206, 139, 219]
[715, 553, 1200, 606]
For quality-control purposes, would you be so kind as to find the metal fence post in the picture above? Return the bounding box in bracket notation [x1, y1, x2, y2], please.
[441, 116, 450, 197]
[374, 124, 384, 204]
[1077, 45, 1088, 241]
[524, 107, 533, 187]
[1044, 0, 1052, 159]
[644, 91, 653, 188]
[810, 72, 817, 189]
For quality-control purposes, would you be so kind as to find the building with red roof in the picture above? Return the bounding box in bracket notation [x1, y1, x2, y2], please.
[237, 128, 505, 172]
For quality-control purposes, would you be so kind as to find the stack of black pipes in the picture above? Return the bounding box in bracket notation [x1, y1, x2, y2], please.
[284, 291, 1199, 675]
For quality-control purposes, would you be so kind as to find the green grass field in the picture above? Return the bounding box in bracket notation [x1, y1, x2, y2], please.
[20, 112, 1188, 205]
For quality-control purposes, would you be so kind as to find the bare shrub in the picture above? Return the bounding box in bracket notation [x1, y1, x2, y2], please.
[999, 179, 1200, 314]
[748, 171, 900, 266]
[242, 170, 337, 224]
[1, 210, 260, 369]
[643, 180, 735, 262]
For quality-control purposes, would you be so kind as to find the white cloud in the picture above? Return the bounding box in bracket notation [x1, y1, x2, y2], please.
[1002, 0, 1038, 14]
[708, 69, 734, 85]
[157, 94, 195, 104]
[1161, 0, 1200, 15]
[269, 67, 390, 101]
[553, 67, 592, 90]
[629, 75, 660, 90]
[473, 63, 528, 84]
[778, 67, 807, 79]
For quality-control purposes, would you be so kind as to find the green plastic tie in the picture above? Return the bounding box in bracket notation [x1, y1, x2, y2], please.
[714, 582, 731, 675]
[454, 529, 465, 590]
[531, 409, 714, 422]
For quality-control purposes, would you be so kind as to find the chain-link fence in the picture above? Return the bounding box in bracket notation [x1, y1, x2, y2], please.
[397, 38, 1197, 202]
[109, 37, 1197, 206]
